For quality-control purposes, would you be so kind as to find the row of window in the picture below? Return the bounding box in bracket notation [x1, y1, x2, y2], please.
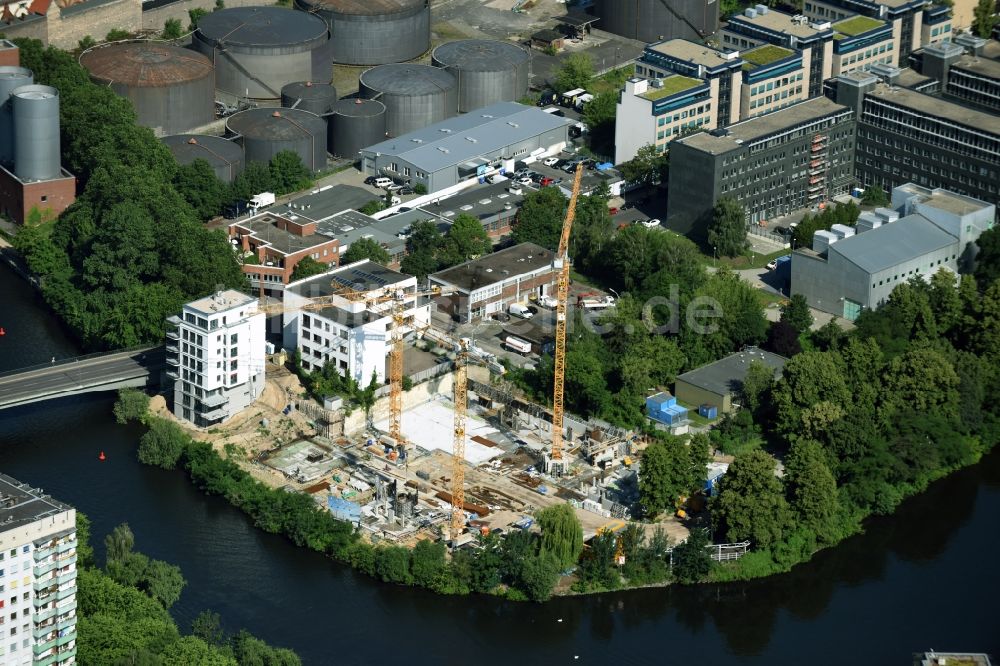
[657, 103, 712, 126]
[748, 72, 803, 97]
[872, 257, 954, 288]
[749, 86, 805, 111]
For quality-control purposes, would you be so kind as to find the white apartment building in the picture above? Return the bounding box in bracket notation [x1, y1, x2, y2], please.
[166, 290, 266, 427]
[0, 474, 77, 666]
[282, 261, 431, 385]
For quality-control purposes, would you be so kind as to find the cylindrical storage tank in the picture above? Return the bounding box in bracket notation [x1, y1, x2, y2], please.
[359, 64, 457, 137]
[280, 81, 338, 116]
[80, 43, 215, 136]
[227, 108, 327, 172]
[593, 0, 719, 44]
[12, 84, 60, 182]
[294, 0, 429, 66]
[0, 66, 33, 167]
[432, 40, 530, 113]
[162, 134, 246, 183]
[194, 7, 329, 101]
[328, 98, 386, 158]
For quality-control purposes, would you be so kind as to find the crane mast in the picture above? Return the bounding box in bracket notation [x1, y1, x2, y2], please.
[548, 164, 584, 476]
[451, 340, 469, 542]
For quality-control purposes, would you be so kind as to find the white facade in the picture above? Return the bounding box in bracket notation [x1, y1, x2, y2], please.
[614, 77, 717, 165]
[0, 475, 77, 666]
[166, 290, 266, 427]
[282, 261, 430, 385]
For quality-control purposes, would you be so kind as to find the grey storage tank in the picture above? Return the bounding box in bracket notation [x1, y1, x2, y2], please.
[80, 43, 215, 136]
[294, 0, 429, 66]
[432, 40, 530, 113]
[359, 64, 457, 137]
[281, 81, 338, 116]
[194, 7, 330, 101]
[12, 84, 60, 182]
[328, 97, 387, 159]
[0, 66, 33, 167]
[162, 134, 245, 183]
[227, 108, 327, 172]
[594, 0, 719, 44]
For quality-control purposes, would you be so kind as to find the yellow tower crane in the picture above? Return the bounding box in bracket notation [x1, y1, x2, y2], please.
[548, 163, 585, 476]
[451, 338, 470, 542]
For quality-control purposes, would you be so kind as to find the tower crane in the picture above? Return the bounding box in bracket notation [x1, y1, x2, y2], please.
[548, 163, 585, 476]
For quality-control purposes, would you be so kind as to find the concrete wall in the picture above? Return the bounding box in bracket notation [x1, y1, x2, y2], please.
[343, 372, 454, 435]
[47, 0, 141, 50]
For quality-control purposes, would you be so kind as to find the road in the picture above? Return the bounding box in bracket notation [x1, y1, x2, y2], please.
[0, 347, 163, 409]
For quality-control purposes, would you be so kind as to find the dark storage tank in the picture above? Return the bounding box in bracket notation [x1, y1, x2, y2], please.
[79, 42, 215, 136]
[11, 84, 60, 182]
[431, 40, 530, 113]
[359, 64, 457, 137]
[327, 98, 386, 159]
[294, 0, 430, 66]
[194, 7, 330, 101]
[162, 134, 246, 183]
[594, 0, 719, 43]
[0, 66, 33, 167]
[227, 108, 327, 172]
[281, 81, 338, 116]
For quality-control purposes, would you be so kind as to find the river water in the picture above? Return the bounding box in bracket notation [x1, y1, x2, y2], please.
[0, 263, 997, 665]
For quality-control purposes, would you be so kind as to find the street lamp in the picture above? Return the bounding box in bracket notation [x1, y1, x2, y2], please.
[713, 246, 717, 267]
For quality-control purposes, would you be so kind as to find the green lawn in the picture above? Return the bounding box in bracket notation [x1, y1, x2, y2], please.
[588, 64, 636, 96]
[641, 75, 703, 100]
[755, 289, 788, 309]
[741, 44, 794, 69]
[833, 15, 884, 36]
[716, 247, 789, 270]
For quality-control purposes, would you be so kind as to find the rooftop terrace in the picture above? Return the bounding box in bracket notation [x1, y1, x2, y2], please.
[641, 75, 704, 99]
[741, 44, 795, 69]
[833, 15, 885, 37]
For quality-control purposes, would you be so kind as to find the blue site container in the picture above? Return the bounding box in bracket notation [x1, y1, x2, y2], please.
[646, 392, 688, 425]
[698, 404, 718, 420]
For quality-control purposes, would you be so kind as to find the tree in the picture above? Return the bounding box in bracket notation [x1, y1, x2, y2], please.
[358, 199, 386, 215]
[188, 7, 209, 31]
[973, 0, 998, 37]
[342, 237, 391, 265]
[191, 611, 225, 647]
[707, 197, 748, 257]
[712, 449, 792, 547]
[106, 523, 135, 565]
[860, 184, 889, 207]
[553, 53, 593, 93]
[512, 186, 567, 250]
[440, 213, 491, 266]
[974, 227, 1000, 288]
[140, 558, 187, 609]
[230, 630, 301, 666]
[173, 159, 228, 221]
[269, 150, 311, 195]
[77, 512, 96, 568]
[740, 360, 774, 413]
[410, 539, 446, 588]
[78, 35, 97, 51]
[772, 350, 850, 441]
[400, 219, 443, 279]
[289, 256, 328, 282]
[137, 418, 188, 469]
[231, 162, 274, 202]
[884, 345, 961, 421]
[114, 388, 150, 424]
[536, 503, 583, 571]
[374, 546, 412, 584]
[158, 637, 236, 666]
[766, 319, 802, 357]
[581, 91, 618, 157]
[518, 553, 560, 602]
[812, 320, 847, 351]
[618, 144, 668, 186]
[784, 439, 840, 543]
[780, 294, 813, 333]
[671, 528, 713, 583]
[639, 434, 696, 517]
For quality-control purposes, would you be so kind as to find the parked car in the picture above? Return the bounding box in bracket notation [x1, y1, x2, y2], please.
[543, 157, 559, 167]
[516, 177, 533, 186]
[766, 259, 779, 270]
[398, 186, 414, 195]
[386, 183, 403, 192]
[364, 176, 378, 185]
[608, 206, 619, 215]
[540, 176, 554, 187]
[514, 168, 530, 178]
[641, 218, 661, 228]
[537, 295, 558, 308]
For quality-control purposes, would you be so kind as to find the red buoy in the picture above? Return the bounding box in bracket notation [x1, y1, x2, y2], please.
[0, 327, 6, 336]
[98, 451, 106, 461]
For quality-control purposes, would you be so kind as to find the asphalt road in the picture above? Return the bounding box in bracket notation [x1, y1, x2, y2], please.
[0, 348, 162, 408]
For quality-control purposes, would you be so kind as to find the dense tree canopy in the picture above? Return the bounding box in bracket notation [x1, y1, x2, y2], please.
[707, 198, 748, 257]
[342, 237, 392, 266]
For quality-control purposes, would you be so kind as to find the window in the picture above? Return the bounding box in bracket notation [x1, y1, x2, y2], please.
[40, 195, 47, 203]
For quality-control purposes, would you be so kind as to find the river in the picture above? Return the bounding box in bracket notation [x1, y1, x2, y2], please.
[0, 263, 997, 665]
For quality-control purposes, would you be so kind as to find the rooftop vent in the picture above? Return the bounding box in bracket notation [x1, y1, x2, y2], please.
[466, 136, 477, 143]
[439, 128, 452, 133]
[507, 121, 519, 128]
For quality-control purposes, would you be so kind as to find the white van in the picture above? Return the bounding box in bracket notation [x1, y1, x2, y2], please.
[509, 303, 533, 319]
[505, 336, 532, 354]
[373, 177, 393, 189]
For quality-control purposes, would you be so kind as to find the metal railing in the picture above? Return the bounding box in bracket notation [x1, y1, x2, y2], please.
[0, 345, 160, 379]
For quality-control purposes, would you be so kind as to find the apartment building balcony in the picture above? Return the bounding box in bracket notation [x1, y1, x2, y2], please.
[165, 341, 179, 354]
[35, 554, 76, 577]
[166, 367, 180, 379]
[810, 142, 828, 153]
[33, 569, 76, 592]
[33, 539, 77, 561]
[809, 176, 825, 185]
[33, 614, 75, 641]
[198, 405, 228, 421]
[201, 391, 227, 408]
[812, 134, 827, 143]
[34, 636, 76, 662]
[33, 585, 76, 607]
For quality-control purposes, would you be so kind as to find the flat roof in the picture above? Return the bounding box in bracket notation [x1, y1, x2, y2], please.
[741, 44, 795, 68]
[419, 180, 525, 223]
[678, 96, 850, 154]
[186, 290, 256, 315]
[895, 67, 933, 88]
[646, 39, 736, 69]
[833, 15, 885, 37]
[726, 10, 832, 38]
[675, 347, 787, 397]
[0, 474, 72, 536]
[953, 54, 1000, 80]
[640, 74, 704, 99]
[360, 102, 571, 173]
[287, 260, 410, 298]
[895, 183, 994, 217]
[270, 185, 378, 224]
[430, 242, 554, 292]
[865, 83, 1000, 134]
[233, 214, 335, 255]
[829, 214, 957, 273]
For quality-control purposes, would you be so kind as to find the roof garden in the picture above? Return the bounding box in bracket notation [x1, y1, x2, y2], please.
[741, 44, 795, 70]
[833, 15, 884, 38]
[640, 75, 703, 100]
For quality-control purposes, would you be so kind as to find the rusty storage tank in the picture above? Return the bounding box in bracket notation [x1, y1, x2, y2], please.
[359, 64, 456, 137]
[432, 40, 530, 113]
[194, 7, 329, 101]
[0, 65, 33, 167]
[294, 0, 429, 66]
[280, 81, 338, 116]
[327, 97, 386, 159]
[80, 42, 214, 136]
[162, 134, 245, 183]
[227, 108, 327, 172]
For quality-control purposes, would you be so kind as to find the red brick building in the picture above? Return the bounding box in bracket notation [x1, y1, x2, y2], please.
[0, 165, 76, 224]
[0, 40, 18, 66]
[228, 213, 340, 296]
[429, 242, 557, 323]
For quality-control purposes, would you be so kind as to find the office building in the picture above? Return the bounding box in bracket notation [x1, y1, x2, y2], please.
[830, 14, 898, 75]
[615, 76, 716, 163]
[739, 44, 810, 117]
[721, 7, 835, 98]
[667, 96, 855, 235]
[166, 290, 266, 427]
[228, 214, 340, 296]
[792, 183, 994, 319]
[359, 102, 570, 194]
[913, 36, 1000, 112]
[282, 261, 429, 384]
[0, 473, 77, 666]
[428, 243, 557, 323]
[803, 0, 950, 62]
